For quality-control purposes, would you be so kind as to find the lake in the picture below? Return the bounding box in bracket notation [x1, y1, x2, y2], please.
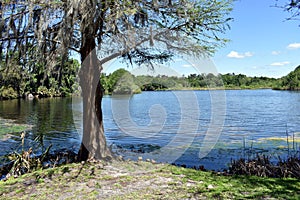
[0, 89, 299, 170]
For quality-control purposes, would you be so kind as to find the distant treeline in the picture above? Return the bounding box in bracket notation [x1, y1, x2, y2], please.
[1, 59, 299, 99]
[0, 57, 80, 99]
[101, 65, 300, 94]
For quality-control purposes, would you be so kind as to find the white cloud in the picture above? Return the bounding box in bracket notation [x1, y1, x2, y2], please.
[271, 51, 281, 55]
[270, 61, 290, 66]
[287, 43, 300, 50]
[227, 51, 253, 59]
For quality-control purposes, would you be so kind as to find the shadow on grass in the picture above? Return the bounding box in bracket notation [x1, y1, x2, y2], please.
[229, 175, 299, 199]
[170, 166, 299, 199]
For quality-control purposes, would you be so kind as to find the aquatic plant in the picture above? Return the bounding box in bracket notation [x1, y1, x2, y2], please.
[229, 154, 300, 178]
[229, 132, 300, 178]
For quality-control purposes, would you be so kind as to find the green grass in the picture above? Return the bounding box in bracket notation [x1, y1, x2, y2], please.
[169, 166, 299, 199]
[0, 161, 299, 199]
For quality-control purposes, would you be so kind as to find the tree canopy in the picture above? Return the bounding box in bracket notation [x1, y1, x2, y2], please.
[276, 0, 300, 21]
[0, 0, 233, 64]
[280, 65, 300, 90]
[284, 0, 300, 20]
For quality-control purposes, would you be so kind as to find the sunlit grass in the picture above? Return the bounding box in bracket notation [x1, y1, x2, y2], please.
[168, 165, 300, 199]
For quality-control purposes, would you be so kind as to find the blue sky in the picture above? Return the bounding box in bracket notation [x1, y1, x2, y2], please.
[102, 0, 300, 78]
[213, 0, 300, 78]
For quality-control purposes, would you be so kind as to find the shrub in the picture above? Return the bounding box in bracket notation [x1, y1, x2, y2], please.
[37, 86, 49, 97]
[0, 86, 18, 99]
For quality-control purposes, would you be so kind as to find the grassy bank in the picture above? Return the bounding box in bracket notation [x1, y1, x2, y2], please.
[0, 160, 299, 199]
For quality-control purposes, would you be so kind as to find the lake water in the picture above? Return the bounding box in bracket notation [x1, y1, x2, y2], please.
[0, 89, 300, 170]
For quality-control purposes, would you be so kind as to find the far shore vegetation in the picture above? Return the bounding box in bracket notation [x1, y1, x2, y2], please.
[2, 62, 299, 100]
[101, 65, 300, 95]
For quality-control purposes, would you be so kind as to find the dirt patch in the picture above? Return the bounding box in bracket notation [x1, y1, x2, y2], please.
[0, 160, 200, 199]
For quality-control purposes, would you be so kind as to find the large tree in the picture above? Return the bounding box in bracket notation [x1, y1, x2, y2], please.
[0, 0, 233, 161]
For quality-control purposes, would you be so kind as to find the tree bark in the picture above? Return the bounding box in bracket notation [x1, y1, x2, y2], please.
[77, 36, 112, 161]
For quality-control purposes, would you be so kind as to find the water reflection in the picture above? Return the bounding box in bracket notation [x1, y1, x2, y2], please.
[0, 98, 80, 159]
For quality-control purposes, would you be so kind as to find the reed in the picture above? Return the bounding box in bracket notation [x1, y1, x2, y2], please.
[229, 131, 300, 178]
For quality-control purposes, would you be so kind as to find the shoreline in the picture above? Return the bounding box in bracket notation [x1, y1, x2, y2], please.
[1, 87, 299, 100]
[1, 142, 299, 180]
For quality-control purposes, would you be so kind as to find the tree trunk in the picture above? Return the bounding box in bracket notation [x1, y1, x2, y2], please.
[77, 37, 112, 161]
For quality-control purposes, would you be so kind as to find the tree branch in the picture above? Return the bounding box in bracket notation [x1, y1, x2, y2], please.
[99, 28, 169, 66]
[0, 35, 35, 42]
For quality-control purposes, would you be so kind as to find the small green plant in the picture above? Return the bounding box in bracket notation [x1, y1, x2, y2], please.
[7, 132, 52, 177]
[8, 148, 32, 176]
